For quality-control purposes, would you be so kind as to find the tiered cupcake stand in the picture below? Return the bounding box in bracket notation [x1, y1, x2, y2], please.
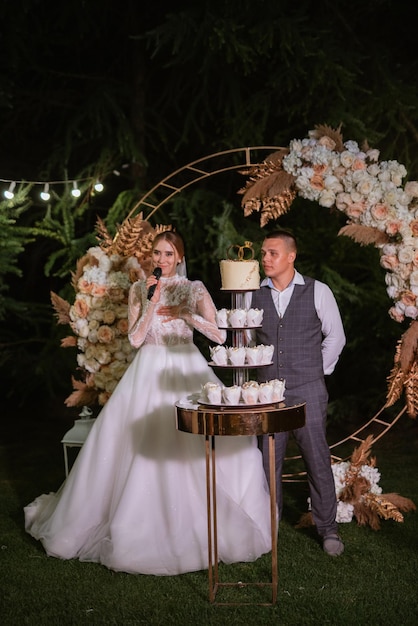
[175, 289, 306, 606]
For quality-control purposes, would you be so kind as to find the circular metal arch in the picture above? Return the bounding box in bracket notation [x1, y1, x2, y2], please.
[126, 146, 407, 479]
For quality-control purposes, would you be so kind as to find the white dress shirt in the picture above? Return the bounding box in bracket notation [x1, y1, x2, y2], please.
[246, 270, 345, 375]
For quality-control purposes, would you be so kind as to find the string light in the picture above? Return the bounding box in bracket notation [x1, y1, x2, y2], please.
[40, 183, 50, 202]
[0, 169, 117, 204]
[71, 181, 81, 198]
[4, 181, 16, 199]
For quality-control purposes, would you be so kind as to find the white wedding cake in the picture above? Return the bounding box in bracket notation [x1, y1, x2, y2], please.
[219, 241, 260, 290]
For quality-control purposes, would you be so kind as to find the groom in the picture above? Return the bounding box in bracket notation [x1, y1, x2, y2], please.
[248, 229, 346, 556]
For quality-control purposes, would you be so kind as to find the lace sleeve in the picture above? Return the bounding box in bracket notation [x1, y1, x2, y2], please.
[182, 281, 226, 345]
[127, 281, 156, 348]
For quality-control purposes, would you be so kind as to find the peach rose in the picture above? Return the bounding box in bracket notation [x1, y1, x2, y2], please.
[91, 284, 108, 297]
[346, 202, 366, 219]
[116, 318, 129, 335]
[74, 298, 90, 319]
[352, 158, 366, 171]
[400, 290, 417, 307]
[102, 309, 116, 325]
[77, 278, 93, 294]
[97, 325, 115, 344]
[371, 203, 389, 220]
[388, 306, 405, 323]
[310, 173, 325, 190]
[380, 254, 399, 270]
[409, 220, 418, 237]
[385, 220, 402, 236]
[318, 136, 336, 150]
[108, 287, 125, 302]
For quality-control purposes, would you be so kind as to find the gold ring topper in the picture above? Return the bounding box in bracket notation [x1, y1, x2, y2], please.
[226, 241, 255, 261]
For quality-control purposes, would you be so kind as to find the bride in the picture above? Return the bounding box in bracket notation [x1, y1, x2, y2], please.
[24, 230, 272, 575]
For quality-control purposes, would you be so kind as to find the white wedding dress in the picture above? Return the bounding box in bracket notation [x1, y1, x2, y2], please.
[25, 275, 273, 575]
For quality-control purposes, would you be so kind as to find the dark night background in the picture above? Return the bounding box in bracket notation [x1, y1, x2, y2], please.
[1, 0, 417, 436]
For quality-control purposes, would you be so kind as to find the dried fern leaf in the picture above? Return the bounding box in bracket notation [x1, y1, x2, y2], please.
[338, 224, 390, 246]
[95, 216, 114, 251]
[50, 291, 71, 324]
[405, 361, 418, 418]
[363, 493, 404, 523]
[385, 364, 405, 407]
[238, 149, 289, 180]
[242, 198, 262, 217]
[241, 172, 280, 204]
[113, 214, 150, 258]
[259, 190, 297, 227]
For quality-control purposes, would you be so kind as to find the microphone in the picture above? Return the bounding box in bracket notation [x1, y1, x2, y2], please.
[147, 267, 162, 300]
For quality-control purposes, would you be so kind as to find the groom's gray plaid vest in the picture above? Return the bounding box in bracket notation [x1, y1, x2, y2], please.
[251, 276, 323, 389]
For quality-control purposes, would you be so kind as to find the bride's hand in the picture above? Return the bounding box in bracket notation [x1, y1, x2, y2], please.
[146, 276, 161, 303]
[158, 302, 189, 321]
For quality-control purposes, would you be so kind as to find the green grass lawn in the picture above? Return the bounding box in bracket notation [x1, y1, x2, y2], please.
[1, 405, 417, 625]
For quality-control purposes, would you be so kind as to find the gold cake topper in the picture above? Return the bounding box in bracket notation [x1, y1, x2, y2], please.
[226, 241, 255, 261]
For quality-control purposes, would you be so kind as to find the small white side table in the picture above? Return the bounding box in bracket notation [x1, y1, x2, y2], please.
[61, 418, 96, 477]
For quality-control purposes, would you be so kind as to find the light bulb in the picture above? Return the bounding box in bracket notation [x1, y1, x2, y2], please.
[71, 181, 81, 198]
[94, 181, 104, 192]
[40, 183, 50, 201]
[4, 181, 16, 199]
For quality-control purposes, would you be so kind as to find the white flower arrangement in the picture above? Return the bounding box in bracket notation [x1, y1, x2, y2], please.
[68, 246, 143, 405]
[332, 460, 382, 524]
[300, 436, 415, 530]
[281, 132, 418, 323]
[52, 246, 145, 406]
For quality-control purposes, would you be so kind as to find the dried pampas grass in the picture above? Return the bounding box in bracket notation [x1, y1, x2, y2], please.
[338, 224, 390, 246]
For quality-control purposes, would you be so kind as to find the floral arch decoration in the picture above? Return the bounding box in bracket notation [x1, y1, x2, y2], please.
[238, 124, 418, 419]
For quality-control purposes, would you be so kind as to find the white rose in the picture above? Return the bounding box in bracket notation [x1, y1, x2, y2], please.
[366, 149, 380, 162]
[324, 175, 343, 192]
[405, 305, 418, 319]
[405, 181, 418, 198]
[398, 246, 415, 264]
[88, 329, 98, 343]
[340, 151, 355, 168]
[367, 163, 381, 177]
[75, 318, 89, 338]
[83, 358, 101, 373]
[344, 140, 360, 153]
[318, 189, 336, 208]
[385, 272, 404, 290]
